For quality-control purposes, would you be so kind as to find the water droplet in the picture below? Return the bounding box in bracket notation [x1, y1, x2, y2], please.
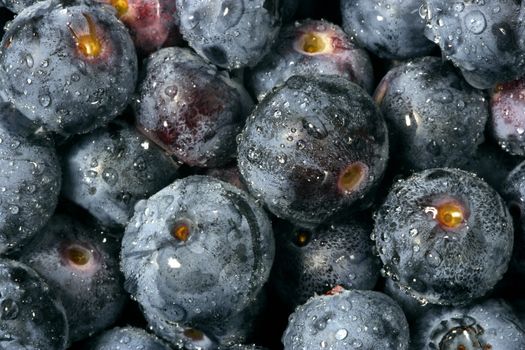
[102, 168, 119, 186]
[71, 73, 80, 82]
[165, 85, 178, 98]
[352, 339, 363, 348]
[453, 2, 464, 12]
[425, 250, 442, 267]
[38, 94, 51, 107]
[9, 205, 19, 215]
[1, 299, 18, 320]
[25, 54, 33, 68]
[277, 154, 287, 164]
[335, 328, 348, 340]
[464, 10, 486, 34]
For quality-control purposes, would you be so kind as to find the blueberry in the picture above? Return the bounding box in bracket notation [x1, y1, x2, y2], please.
[0, 0, 38, 13]
[374, 56, 488, 172]
[340, 0, 435, 59]
[135, 47, 253, 168]
[175, 0, 281, 69]
[61, 121, 179, 227]
[237, 75, 389, 228]
[85, 327, 171, 350]
[102, 0, 182, 54]
[412, 299, 525, 349]
[0, 0, 137, 136]
[490, 78, 525, 156]
[502, 160, 525, 276]
[422, 0, 525, 89]
[248, 19, 373, 101]
[375, 168, 513, 305]
[19, 212, 126, 343]
[271, 216, 380, 309]
[0, 258, 68, 349]
[282, 289, 410, 350]
[0, 102, 61, 254]
[121, 175, 274, 349]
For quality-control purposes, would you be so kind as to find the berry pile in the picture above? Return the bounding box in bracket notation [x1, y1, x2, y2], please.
[1, 0, 525, 349]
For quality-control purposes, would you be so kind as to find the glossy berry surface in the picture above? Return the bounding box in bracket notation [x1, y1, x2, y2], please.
[238, 75, 388, 228]
[490, 78, 525, 156]
[61, 121, 179, 226]
[85, 327, 171, 350]
[341, 0, 435, 59]
[135, 47, 253, 168]
[19, 212, 126, 342]
[374, 56, 488, 172]
[121, 175, 274, 349]
[375, 168, 513, 305]
[0, 103, 61, 254]
[412, 299, 525, 349]
[422, 0, 525, 89]
[175, 0, 281, 70]
[248, 19, 373, 101]
[282, 289, 410, 350]
[271, 217, 380, 309]
[0, 0, 137, 136]
[0, 258, 68, 350]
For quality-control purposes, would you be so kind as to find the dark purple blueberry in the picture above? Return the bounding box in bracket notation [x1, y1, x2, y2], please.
[19, 213, 126, 343]
[175, 0, 281, 70]
[100, 0, 182, 54]
[121, 175, 274, 349]
[135, 47, 253, 168]
[412, 299, 525, 349]
[490, 78, 525, 156]
[84, 327, 171, 350]
[0, 259, 68, 349]
[375, 168, 513, 305]
[0, 0, 137, 136]
[282, 290, 410, 350]
[341, 0, 435, 59]
[248, 19, 373, 101]
[271, 217, 380, 309]
[61, 121, 179, 227]
[237, 75, 389, 228]
[0, 103, 61, 254]
[422, 0, 525, 89]
[374, 56, 488, 172]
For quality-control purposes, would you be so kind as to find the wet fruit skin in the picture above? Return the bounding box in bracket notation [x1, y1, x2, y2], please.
[237, 75, 389, 228]
[374, 56, 488, 172]
[175, 0, 281, 70]
[423, 0, 525, 89]
[84, 326, 171, 350]
[270, 217, 380, 309]
[248, 19, 374, 102]
[282, 289, 410, 350]
[120, 175, 274, 349]
[135, 47, 253, 168]
[0, 103, 61, 255]
[375, 168, 514, 306]
[0, 258, 68, 350]
[411, 299, 525, 350]
[19, 212, 126, 343]
[61, 120, 180, 227]
[340, 0, 435, 60]
[0, 0, 137, 137]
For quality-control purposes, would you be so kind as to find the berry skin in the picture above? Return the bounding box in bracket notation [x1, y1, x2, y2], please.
[422, 0, 525, 89]
[271, 217, 380, 309]
[19, 212, 126, 343]
[121, 175, 274, 349]
[135, 47, 253, 168]
[248, 19, 373, 101]
[0, 0, 137, 136]
[175, 0, 281, 70]
[282, 289, 410, 350]
[374, 56, 488, 172]
[237, 75, 389, 228]
[490, 78, 525, 156]
[85, 327, 171, 350]
[61, 121, 179, 227]
[340, 0, 435, 59]
[374, 168, 513, 306]
[0, 258, 68, 350]
[412, 299, 525, 350]
[0, 103, 61, 254]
